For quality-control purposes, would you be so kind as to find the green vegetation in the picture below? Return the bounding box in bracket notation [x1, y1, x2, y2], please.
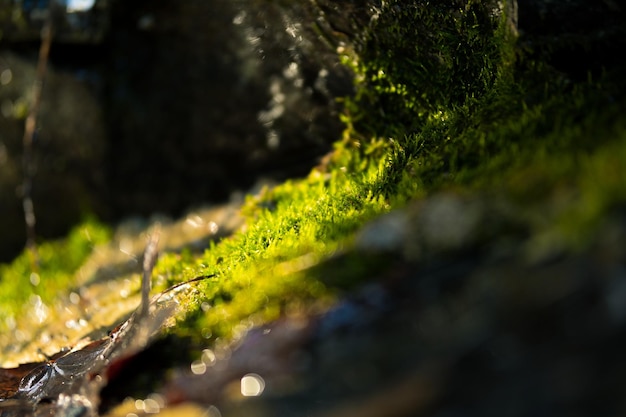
[341, 0, 508, 139]
[153, 159, 393, 341]
[161, 0, 626, 342]
[0, 218, 110, 329]
[2, 0, 625, 357]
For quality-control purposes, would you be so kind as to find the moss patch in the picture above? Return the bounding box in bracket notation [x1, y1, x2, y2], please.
[154, 0, 626, 343]
[154, 159, 394, 341]
[0, 218, 111, 330]
[1, 0, 625, 378]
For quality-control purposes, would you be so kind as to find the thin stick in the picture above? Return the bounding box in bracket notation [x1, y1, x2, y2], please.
[140, 225, 161, 318]
[154, 274, 217, 300]
[22, 5, 55, 270]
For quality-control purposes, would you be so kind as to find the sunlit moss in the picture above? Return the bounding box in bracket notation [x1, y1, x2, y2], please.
[154, 154, 394, 341]
[1, 0, 625, 371]
[0, 218, 111, 331]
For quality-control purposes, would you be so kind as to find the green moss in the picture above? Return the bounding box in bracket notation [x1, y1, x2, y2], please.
[156, 158, 394, 341]
[330, 0, 626, 248]
[343, 0, 509, 138]
[0, 218, 111, 330]
[2, 0, 624, 368]
[154, 0, 626, 343]
[0, 2, 522, 347]
[359, 48, 626, 242]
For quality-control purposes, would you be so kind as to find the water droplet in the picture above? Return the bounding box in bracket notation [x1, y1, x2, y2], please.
[143, 397, 161, 413]
[201, 349, 216, 366]
[201, 327, 212, 338]
[30, 272, 40, 286]
[134, 399, 145, 410]
[190, 360, 207, 375]
[147, 393, 165, 408]
[240, 373, 265, 397]
[69, 292, 81, 304]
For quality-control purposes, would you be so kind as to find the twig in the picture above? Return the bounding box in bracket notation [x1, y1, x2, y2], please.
[139, 225, 162, 318]
[22, 3, 56, 271]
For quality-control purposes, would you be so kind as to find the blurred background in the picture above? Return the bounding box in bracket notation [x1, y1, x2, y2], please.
[0, 0, 354, 262]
